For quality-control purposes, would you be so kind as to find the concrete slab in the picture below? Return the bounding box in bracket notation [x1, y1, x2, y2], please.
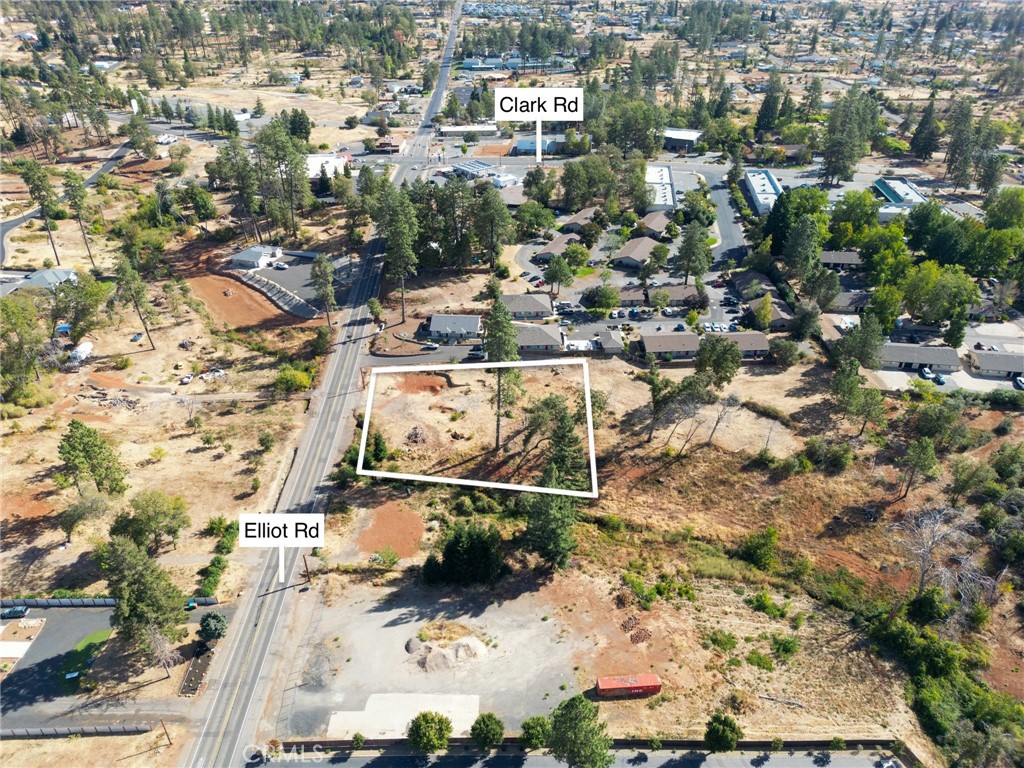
[0, 641, 33, 659]
[327, 693, 480, 738]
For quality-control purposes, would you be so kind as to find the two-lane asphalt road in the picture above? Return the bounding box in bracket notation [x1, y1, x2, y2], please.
[185, 5, 463, 767]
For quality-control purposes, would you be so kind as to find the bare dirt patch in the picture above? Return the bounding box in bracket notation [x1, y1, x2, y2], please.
[187, 272, 319, 331]
[355, 502, 424, 558]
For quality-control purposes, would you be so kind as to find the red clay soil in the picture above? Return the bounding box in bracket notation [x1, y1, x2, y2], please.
[87, 372, 127, 389]
[2, 491, 55, 547]
[395, 374, 449, 395]
[187, 273, 320, 332]
[356, 501, 424, 558]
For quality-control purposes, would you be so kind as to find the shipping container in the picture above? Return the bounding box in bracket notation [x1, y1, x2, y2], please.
[595, 674, 662, 698]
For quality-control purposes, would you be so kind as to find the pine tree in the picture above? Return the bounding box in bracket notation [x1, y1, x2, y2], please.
[106, 536, 185, 651]
[945, 98, 975, 191]
[910, 97, 940, 160]
[674, 222, 711, 285]
[482, 299, 521, 451]
[377, 182, 419, 322]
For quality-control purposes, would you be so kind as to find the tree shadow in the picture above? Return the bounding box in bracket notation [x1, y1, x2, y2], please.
[0, 648, 79, 716]
[659, 751, 708, 766]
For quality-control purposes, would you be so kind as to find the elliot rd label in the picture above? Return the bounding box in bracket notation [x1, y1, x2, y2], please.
[240, 513, 325, 582]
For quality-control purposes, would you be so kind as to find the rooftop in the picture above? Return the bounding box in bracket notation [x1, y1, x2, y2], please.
[874, 177, 928, 206]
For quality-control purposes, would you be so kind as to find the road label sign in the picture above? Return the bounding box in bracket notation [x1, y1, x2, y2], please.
[494, 87, 584, 163]
[240, 513, 325, 583]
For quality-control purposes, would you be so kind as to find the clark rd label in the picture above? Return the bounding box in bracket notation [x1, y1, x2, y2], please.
[239, 513, 325, 548]
[494, 87, 584, 121]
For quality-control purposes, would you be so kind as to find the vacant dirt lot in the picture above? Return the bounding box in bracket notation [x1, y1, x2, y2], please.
[368, 364, 590, 490]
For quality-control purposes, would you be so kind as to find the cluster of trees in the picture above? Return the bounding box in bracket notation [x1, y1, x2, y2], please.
[910, 96, 1014, 197]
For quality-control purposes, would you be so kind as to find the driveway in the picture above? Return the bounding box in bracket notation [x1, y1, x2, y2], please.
[1, 608, 113, 725]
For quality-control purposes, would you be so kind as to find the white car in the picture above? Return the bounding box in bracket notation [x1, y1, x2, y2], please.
[273, 262, 289, 270]
[179, 374, 193, 385]
[422, 342, 439, 350]
[649, 280, 661, 287]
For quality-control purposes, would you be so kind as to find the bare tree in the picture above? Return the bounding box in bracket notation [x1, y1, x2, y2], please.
[706, 395, 741, 446]
[891, 507, 973, 601]
[147, 625, 183, 678]
[664, 399, 706, 453]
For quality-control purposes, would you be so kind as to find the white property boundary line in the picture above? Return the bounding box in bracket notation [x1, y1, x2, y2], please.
[356, 358, 599, 499]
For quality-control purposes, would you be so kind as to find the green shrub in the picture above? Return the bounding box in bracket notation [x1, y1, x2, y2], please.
[770, 634, 799, 661]
[745, 590, 788, 618]
[737, 526, 778, 570]
[803, 437, 854, 473]
[703, 629, 738, 652]
[829, 736, 846, 750]
[994, 417, 1014, 437]
[770, 737, 784, 751]
[746, 650, 774, 670]
[622, 572, 658, 610]
[742, 400, 798, 429]
[352, 733, 365, 749]
[599, 514, 625, 532]
[274, 365, 312, 393]
[214, 521, 238, 554]
[198, 554, 229, 596]
[1, 404, 28, 420]
[112, 356, 132, 370]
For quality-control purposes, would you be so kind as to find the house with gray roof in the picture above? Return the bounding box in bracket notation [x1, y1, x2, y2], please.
[641, 332, 700, 360]
[880, 343, 961, 373]
[968, 349, 1023, 379]
[560, 206, 598, 233]
[233, 245, 280, 270]
[16, 268, 78, 292]
[611, 237, 661, 269]
[514, 322, 563, 352]
[748, 293, 794, 331]
[428, 314, 482, 340]
[501, 293, 552, 319]
[819, 250, 863, 270]
[709, 331, 769, 358]
[535, 233, 581, 264]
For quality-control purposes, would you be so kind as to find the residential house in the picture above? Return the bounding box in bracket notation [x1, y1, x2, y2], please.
[501, 293, 552, 320]
[561, 206, 598, 234]
[14, 268, 78, 293]
[968, 350, 1023, 379]
[748, 294, 794, 331]
[880, 343, 961, 373]
[536, 233, 581, 264]
[731, 270, 773, 300]
[967, 299, 1000, 322]
[514, 322, 563, 353]
[711, 331, 770, 358]
[652, 284, 699, 306]
[833, 291, 872, 314]
[595, 329, 624, 356]
[611, 237, 661, 269]
[637, 211, 673, 240]
[641, 332, 700, 360]
[819, 250, 863, 271]
[429, 314, 482, 340]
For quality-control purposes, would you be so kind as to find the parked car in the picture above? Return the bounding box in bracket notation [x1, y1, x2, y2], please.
[130, 332, 144, 342]
[180, 374, 194, 385]
[649, 280, 661, 287]
[674, 323, 687, 331]
[616, 309, 626, 318]
[467, 345, 487, 360]
[725, 307, 740, 314]
[934, 373, 946, 385]
[721, 296, 739, 306]
[273, 262, 289, 270]
[558, 320, 571, 327]
[2, 606, 28, 620]
[422, 342, 439, 350]
[712, 280, 726, 288]
[535, 280, 545, 287]
[1014, 376, 1024, 391]
[662, 307, 675, 316]
[920, 367, 934, 380]
[702, 322, 712, 332]
[519, 271, 530, 278]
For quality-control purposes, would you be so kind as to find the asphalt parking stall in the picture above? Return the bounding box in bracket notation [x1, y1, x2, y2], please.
[0, 608, 113, 724]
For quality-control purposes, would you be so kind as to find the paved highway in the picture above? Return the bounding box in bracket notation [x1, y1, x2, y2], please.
[184, 5, 463, 767]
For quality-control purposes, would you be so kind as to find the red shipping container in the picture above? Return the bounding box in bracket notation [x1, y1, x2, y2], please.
[595, 674, 662, 698]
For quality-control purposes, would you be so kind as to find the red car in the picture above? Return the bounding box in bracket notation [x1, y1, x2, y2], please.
[712, 280, 726, 288]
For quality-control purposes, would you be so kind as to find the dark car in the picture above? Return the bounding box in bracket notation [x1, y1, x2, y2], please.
[2, 606, 28, 620]
[674, 323, 687, 331]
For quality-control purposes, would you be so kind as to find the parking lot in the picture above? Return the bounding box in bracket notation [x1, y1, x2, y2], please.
[1, 608, 113, 725]
[252, 253, 351, 306]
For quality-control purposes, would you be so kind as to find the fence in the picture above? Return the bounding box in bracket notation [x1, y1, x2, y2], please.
[278, 737, 921, 763]
[1, 725, 152, 740]
[1, 597, 217, 608]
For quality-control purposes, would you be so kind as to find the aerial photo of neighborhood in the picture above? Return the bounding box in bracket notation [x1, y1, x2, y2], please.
[2, 0, 1024, 766]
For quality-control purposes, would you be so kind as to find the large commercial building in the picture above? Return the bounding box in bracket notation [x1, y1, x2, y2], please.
[645, 165, 676, 212]
[663, 128, 703, 153]
[743, 169, 783, 216]
[874, 177, 929, 222]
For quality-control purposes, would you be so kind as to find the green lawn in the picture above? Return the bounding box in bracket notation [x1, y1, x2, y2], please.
[574, 267, 596, 278]
[60, 628, 113, 693]
[705, 237, 717, 246]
